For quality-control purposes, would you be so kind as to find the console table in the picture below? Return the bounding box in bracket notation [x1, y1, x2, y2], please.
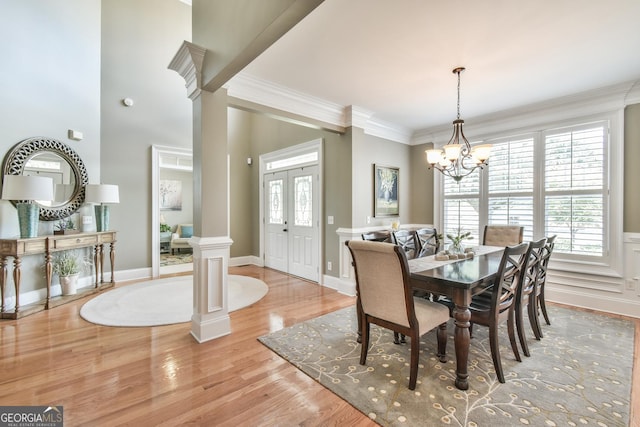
[0, 231, 117, 319]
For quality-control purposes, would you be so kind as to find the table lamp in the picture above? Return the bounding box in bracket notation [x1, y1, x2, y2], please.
[1, 174, 54, 238]
[85, 184, 119, 232]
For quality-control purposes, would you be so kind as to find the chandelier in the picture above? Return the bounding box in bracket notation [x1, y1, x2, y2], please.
[426, 67, 491, 182]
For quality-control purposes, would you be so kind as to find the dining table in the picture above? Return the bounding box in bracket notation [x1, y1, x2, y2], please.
[408, 245, 504, 390]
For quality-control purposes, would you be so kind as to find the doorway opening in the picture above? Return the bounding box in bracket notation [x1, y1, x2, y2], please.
[151, 145, 193, 277]
[260, 139, 323, 283]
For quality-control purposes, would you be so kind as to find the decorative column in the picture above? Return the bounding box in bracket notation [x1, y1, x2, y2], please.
[169, 41, 232, 342]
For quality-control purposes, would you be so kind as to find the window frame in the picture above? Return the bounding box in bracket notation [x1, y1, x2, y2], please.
[434, 110, 624, 279]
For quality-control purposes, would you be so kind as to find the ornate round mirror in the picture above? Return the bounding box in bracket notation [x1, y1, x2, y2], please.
[2, 137, 89, 221]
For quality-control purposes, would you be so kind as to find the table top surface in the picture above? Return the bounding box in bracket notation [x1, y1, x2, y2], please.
[409, 246, 504, 289]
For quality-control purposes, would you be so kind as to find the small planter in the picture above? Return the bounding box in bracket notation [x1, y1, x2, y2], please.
[60, 273, 80, 295]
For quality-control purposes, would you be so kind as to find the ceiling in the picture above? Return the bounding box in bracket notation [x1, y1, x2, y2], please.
[237, 0, 640, 137]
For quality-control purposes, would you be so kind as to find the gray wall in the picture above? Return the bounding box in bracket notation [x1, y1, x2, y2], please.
[0, 0, 102, 292]
[624, 104, 640, 233]
[100, 0, 192, 269]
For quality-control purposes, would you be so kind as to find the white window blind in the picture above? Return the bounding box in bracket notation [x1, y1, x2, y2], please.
[544, 123, 606, 256]
[443, 169, 480, 245]
[487, 137, 535, 241]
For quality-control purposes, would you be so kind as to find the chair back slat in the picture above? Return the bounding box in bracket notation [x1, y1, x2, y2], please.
[491, 242, 529, 315]
[392, 230, 418, 260]
[361, 230, 392, 243]
[416, 227, 440, 257]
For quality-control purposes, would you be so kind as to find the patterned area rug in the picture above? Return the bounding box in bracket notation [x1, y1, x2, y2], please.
[259, 305, 633, 426]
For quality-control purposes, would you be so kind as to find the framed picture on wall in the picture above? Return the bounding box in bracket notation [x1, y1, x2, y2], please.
[160, 179, 182, 211]
[374, 164, 399, 217]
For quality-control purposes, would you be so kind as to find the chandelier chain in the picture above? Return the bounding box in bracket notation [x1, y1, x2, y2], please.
[456, 70, 461, 120]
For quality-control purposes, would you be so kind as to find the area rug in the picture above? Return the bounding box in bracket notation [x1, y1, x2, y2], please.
[80, 275, 268, 327]
[160, 252, 193, 266]
[258, 305, 633, 427]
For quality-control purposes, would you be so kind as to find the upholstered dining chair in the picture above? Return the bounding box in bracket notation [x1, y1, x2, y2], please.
[361, 230, 392, 243]
[483, 225, 524, 247]
[392, 229, 419, 260]
[346, 240, 450, 390]
[514, 238, 546, 357]
[531, 235, 557, 339]
[438, 242, 529, 383]
[415, 227, 440, 257]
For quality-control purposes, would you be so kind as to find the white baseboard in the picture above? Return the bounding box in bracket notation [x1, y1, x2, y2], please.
[322, 275, 356, 297]
[546, 285, 640, 319]
[230, 255, 262, 267]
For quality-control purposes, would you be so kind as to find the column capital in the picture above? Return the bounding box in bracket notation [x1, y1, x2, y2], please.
[168, 41, 206, 100]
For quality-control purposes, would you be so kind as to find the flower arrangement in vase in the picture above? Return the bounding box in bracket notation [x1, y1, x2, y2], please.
[446, 228, 473, 254]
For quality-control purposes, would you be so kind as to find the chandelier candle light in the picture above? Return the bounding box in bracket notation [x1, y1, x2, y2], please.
[1, 174, 54, 238]
[85, 184, 119, 232]
[426, 67, 491, 182]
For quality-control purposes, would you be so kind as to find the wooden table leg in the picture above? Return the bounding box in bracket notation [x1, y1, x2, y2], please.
[452, 289, 472, 390]
[94, 245, 100, 287]
[44, 251, 52, 309]
[12, 257, 22, 316]
[0, 256, 7, 314]
[109, 242, 115, 283]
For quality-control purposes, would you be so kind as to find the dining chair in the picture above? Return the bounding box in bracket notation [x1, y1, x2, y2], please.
[361, 230, 392, 243]
[438, 242, 529, 383]
[346, 240, 450, 390]
[415, 227, 440, 257]
[531, 235, 557, 339]
[514, 238, 546, 357]
[392, 229, 419, 260]
[482, 225, 524, 247]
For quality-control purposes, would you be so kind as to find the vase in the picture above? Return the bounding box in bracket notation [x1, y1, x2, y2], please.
[60, 273, 79, 295]
[449, 242, 464, 255]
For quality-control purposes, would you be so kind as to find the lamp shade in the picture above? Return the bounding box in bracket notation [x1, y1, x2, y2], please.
[85, 184, 120, 204]
[1, 175, 54, 201]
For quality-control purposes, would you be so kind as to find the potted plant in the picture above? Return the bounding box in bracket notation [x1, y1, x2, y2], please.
[54, 217, 79, 235]
[52, 250, 89, 295]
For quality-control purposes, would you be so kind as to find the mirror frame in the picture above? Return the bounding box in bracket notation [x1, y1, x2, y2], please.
[2, 136, 89, 221]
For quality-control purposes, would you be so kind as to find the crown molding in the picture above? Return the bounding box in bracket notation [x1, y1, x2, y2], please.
[412, 80, 640, 145]
[168, 41, 206, 100]
[226, 73, 412, 143]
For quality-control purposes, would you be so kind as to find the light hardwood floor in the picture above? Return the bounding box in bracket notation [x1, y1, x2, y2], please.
[0, 265, 638, 426]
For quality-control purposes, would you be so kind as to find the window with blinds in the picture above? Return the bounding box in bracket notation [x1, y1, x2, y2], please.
[440, 120, 608, 261]
[544, 124, 606, 256]
[443, 169, 480, 245]
[488, 136, 535, 242]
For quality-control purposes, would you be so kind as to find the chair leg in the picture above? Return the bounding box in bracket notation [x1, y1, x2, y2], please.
[528, 296, 542, 340]
[540, 287, 551, 326]
[360, 321, 370, 365]
[488, 326, 505, 383]
[436, 322, 448, 363]
[408, 332, 419, 390]
[515, 304, 530, 357]
[507, 312, 522, 363]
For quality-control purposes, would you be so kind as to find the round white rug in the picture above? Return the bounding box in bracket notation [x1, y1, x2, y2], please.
[80, 275, 268, 327]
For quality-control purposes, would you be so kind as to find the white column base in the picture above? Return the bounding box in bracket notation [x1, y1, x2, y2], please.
[189, 235, 234, 343]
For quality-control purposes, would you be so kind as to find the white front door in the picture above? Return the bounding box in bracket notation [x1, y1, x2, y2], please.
[264, 171, 288, 273]
[264, 166, 319, 282]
